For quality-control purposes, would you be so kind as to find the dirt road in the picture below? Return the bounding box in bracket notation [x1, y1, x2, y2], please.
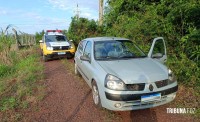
[28, 59, 196, 122]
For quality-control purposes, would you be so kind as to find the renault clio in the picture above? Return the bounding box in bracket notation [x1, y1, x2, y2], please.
[74, 37, 178, 111]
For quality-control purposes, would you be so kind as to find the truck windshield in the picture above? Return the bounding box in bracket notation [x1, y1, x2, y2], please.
[45, 35, 67, 42]
[94, 40, 146, 60]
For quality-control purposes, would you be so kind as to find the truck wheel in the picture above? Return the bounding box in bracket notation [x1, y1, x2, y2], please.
[67, 54, 74, 59]
[43, 55, 48, 62]
[40, 50, 43, 56]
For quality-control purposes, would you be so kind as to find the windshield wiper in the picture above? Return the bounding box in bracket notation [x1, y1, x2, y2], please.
[137, 55, 147, 58]
[118, 55, 136, 58]
[95, 56, 116, 60]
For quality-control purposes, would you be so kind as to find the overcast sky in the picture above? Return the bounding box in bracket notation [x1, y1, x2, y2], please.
[0, 0, 106, 34]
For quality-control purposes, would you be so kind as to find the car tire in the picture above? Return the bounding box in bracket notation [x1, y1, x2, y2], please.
[74, 63, 81, 76]
[43, 55, 48, 62]
[92, 80, 102, 108]
[67, 54, 74, 59]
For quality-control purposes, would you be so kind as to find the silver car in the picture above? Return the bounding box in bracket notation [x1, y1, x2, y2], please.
[74, 37, 178, 111]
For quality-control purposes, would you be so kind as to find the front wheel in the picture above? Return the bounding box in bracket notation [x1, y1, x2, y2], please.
[43, 55, 48, 62]
[92, 81, 102, 108]
[67, 54, 74, 59]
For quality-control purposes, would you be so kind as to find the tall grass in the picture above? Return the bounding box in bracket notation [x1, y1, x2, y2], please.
[0, 26, 45, 121]
[0, 26, 14, 65]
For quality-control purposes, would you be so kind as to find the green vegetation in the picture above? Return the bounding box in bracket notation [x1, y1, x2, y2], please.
[67, 17, 104, 45]
[35, 30, 45, 44]
[0, 27, 44, 121]
[67, 0, 200, 117]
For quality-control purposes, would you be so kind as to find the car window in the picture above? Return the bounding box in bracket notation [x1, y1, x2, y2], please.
[94, 40, 146, 60]
[77, 40, 86, 54]
[83, 41, 92, 59]
[152, 39, 165, 56]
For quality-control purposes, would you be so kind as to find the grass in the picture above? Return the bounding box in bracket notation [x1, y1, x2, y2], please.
[0, 46, 45, 121]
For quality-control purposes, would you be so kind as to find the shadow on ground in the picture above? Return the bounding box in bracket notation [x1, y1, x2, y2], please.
[130, 109, 157, 122]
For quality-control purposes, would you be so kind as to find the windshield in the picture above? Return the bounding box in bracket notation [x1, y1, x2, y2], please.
[94, 40, 146, 60]
[45, 35, 67, 42]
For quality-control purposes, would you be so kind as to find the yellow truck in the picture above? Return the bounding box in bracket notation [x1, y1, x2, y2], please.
[39, 30, 75, 61]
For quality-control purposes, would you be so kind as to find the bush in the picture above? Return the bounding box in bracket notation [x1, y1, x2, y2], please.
[167, 53, 200, 90]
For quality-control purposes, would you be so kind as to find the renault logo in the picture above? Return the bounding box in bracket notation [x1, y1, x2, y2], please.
[60, 46, 62, 49]
[149, 84, 154, 91]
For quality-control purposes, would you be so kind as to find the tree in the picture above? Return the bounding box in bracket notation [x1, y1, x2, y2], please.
[35, 30, 45, 44]
[67, 17, 101, 45]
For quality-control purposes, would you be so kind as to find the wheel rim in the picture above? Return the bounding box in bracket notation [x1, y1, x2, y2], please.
[92, 85, 99, 105]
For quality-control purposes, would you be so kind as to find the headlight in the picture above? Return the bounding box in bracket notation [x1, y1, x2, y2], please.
[46, 46, 53, 51]
[168, 69, 176, 83]
[105, 74, 126, 90]
[68, 41, 74, 49]
[70, 45, 73, 49]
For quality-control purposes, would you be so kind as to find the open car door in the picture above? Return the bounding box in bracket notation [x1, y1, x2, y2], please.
[148, 37, 167, 64]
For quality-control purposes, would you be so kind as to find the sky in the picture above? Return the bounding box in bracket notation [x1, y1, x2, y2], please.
[0, 0, 106, 34]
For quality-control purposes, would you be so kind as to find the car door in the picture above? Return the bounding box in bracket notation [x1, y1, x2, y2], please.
[148, 37, 167, 64]
[80, 41, 93, 84]
[75, 40, 86, 72]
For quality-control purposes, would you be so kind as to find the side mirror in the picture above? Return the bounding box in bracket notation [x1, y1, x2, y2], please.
[39, 40, 43, 43]
[152, 53, 163, 58]
[80, 55, 90, 62]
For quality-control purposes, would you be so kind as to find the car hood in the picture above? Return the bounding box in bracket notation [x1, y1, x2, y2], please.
[97, 58, 168, 84]
[46, 41, 70, 47]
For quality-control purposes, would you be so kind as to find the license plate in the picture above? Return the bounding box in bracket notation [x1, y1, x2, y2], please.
[141, 93, 161, 102]
[58, 52, 66, 55]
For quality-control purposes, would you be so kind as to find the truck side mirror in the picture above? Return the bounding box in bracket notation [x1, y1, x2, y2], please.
[39, 40, 43, 43]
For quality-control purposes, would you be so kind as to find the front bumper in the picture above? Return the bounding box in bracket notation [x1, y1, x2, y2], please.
[45, 51, 74, 59]
[102, 85, 178, 111]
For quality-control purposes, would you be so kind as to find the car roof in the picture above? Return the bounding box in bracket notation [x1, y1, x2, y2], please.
[84, 37, 130, 42]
